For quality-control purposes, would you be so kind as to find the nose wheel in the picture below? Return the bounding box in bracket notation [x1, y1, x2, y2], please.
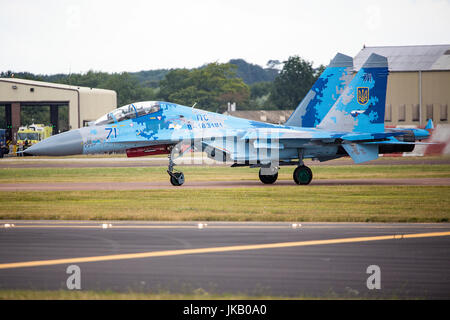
[293, 165, 312, 185]
[169, 171, 185, 186]
[167, 149, 184, 186]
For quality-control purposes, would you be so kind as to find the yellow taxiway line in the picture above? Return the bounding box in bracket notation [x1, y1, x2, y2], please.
[0, 231, 449, 270]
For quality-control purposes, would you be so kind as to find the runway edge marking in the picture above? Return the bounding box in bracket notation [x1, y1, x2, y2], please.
[0, 231, 449, 270]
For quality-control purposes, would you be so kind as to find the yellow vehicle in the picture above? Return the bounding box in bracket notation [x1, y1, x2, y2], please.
[16, 124, 52, 155]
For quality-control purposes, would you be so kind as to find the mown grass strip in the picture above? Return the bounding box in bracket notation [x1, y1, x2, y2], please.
[1, 164, 449, 183]
[0, 186, 448, 222]
[0, 289, 376, 300]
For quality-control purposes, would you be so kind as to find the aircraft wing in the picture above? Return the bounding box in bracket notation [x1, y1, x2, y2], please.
[239, 127, 407, 143]
[240, 128, 333, 141]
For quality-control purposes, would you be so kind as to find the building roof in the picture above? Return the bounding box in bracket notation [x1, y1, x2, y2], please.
[354, 44, 450, 72]
[223, 110, 293, 124]
[0, 77, 115, 94]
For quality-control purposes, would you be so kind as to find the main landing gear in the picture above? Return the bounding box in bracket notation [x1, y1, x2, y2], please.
[258, 167, 279, 184]
[167, 150, 184, 186]
[293, 165, 313, 185]
[291, 149, 313, 185]
[257, 163, 312, 185]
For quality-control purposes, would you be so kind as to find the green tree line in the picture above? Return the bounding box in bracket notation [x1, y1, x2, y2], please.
[1, 56, 325, 113]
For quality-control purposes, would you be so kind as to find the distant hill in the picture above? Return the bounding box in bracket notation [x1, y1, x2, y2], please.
[128, 59, 279, 87]
[1, 58, 280, 88]
[228, 59, 279, 85]
[131, 69, 170, 88]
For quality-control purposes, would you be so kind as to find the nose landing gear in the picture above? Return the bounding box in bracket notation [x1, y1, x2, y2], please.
[167, 148, 184, 186]
[169, 171, 185, 186]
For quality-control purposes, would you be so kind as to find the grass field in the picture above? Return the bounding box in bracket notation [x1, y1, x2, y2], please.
[0, 289, 369, 300]
[1, 162, 449, 222]
[1, 164, 450, 183]
[0, 186, 448, 222]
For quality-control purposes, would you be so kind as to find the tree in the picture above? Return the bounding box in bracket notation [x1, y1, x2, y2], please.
[250, 81, 272, 99]
[158, 69, 191, 101]
[269, 56, 316, 109]
[158, 63, 250, 112]
[104, 72, 157, 106]
[314, 64, 326, 80]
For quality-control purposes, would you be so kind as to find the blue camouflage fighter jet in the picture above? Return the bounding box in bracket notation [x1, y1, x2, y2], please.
[25, 53, 432, 186]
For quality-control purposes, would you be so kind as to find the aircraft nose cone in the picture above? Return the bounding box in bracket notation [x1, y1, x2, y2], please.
[24, 129, 83, 156]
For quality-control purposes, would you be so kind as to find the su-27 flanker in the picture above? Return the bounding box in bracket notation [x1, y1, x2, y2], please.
[24, 53, 433, 186]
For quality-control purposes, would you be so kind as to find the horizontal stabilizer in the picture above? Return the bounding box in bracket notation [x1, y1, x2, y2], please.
[360, 136, 435, 145]
[341, 131, 403, 142]
[342, 143, 379, 164]
[361, 141, 435, 145]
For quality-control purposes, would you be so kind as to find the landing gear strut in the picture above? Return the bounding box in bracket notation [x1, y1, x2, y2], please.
[167, 149, 184, 186]
[258, 167, 278, 184]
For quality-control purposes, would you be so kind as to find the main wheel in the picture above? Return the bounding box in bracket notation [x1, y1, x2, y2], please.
[170, 172, 185, 186]
[293, 166, 313, 185]
[259, 168, 278, 184]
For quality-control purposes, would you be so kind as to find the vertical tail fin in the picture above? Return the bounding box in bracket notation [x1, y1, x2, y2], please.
[285, 53, 353, 128]
[317, 53, 389, 133]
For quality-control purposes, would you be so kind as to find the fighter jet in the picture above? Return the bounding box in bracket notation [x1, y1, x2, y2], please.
[25, 53, 432, 186]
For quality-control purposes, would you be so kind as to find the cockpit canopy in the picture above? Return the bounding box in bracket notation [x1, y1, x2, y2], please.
[93, 101, 161, 126]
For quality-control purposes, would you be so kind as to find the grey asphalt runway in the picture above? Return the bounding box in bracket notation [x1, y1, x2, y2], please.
[1, 221, 449, 299]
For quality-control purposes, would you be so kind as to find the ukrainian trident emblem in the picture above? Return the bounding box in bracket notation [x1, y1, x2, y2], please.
[357, 87, 369, 105]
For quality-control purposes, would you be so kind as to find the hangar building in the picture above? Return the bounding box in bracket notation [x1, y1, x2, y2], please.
[0, 78, 117, 143]
[354, 44, 450, 127]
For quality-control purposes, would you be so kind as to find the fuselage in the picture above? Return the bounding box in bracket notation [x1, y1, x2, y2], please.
[25, 101, 324, 160]
[24, 101, 430, 164]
